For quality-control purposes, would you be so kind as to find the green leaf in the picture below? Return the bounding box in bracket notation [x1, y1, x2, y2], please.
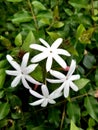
[0, 69, 6, 89]
[53, 21, 64, 28]
[70, 120, 79, 130]
[6, 0, 22, 2]
[15, 33, 22, 47]
[0, 102, 10, 120]
[67, 102, 80, 124]
[12, 10, 32, 24]
[74, 78, 90, 90]
[95, 68, 98, 86]
[83, 54, 96, 69]
[84, 96, 98, 122]
[0, 119, 8, 128]
[21, 31, 35, 52]
[47, 31, 61, 40]
[0, 91, 4, 98]
[76, 24, 85, 40]
[0, 60, 7, 68]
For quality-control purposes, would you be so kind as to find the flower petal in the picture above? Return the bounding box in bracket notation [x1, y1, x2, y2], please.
[31, 52, 48, 63]
[53, 54, 67, 69]
[51, 38, 63, 49]
[41, 84, 49, 97]
[46, 55, 53, 72]
[46, 78, 63, 83]
[6, 70, 19, 76]
[29, 99, 44, 106]
[39, 38, 50, 48]
[11, 75, 21, 87]
[67, 60, 76, 78]
[6, 55, 20, 70]
[50, 69, 65, 79]
[69, 81, 79, 91]
[48, 99, 56, 104]
[21, 52, 29, 68]
[26, 64, 38, 74]
[70, 75, 80, 81]
[21, 76, 31, 89]
[25, 75, 41, 85]
[49, 89, 62, 99]
[30, 44, 46, 51]
[63, 82, 70, 98]
[29, 89, 43, 98]
[57, 49, 70, 56]
[41, 99, 48, 107]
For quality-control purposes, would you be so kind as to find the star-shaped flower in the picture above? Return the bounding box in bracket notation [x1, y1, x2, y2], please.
[30, 38, 70, 72]
[29, 84, 62, 107]
[46, 60, 80, 98]
[6, 52, 41, 89]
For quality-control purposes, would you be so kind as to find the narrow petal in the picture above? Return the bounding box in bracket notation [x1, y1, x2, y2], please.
[48, 99, 56, 104]
[29, 89, 43, 98]
[46, 55, 53, 72]
[51, 38, 63, 49]
[26, 64, 38, 74]
[70, 75, 80, 81]
[69, 81, 79, 91]
[39, 38, 50, 48]
[31, 52, 48, 63]
[11, 75, 21, 87]
[57, 49, 70, 56]
[41, 84, 49, 97]
[29, 99, 44, 106]
[6, 55, 20, 70]
[21, 52, 29, 68]
[49, 89, 62, 99]
[30, 44, 46, 51]
[41, 99, 48, 107]
[50, 69, 65, 79]
[67, 60, 76, 78]
[6, 70, 19, 76]
[46, 78, 63, 83]
[25, 75, 41, 85]
[21, 77, 31, 89]
[64, 83, 70, 98]
[57, 82, 67, 92]
[53, 54, 67, 69]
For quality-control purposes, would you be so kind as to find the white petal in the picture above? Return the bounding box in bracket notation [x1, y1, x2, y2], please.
[57, 49, 70, 56]
[63, 81, 70, 98]
[6, 55, 20, 70]
[49, 89, 62, 99]
[67, 60, 76, 78]
[46, 78, 63, 83]
[21, 77, 31, 89]
[69, 81, 79, 91]
[46, 55, 53, 72]
[53, 54, 67, 69]
[25, 75, 41, 85]
[29, 99, 44, 106]
[6, 70, 18, 76]
[26, 64, 38, 74]
[41, 84, 49, 97]
[57, 82, 67, 92]
[31, 52, 48, 63]
[70, 75, 80, 81]
[11, 75, 21, 87]
[48, 99, 56, 104]
[29, 89, 43, 98]
[39, 38, 50, 48]
[41, 99, 48, 107]
[50, 69, 65, 79]
[51, 38, 63, 49]
[30, 44, 46, 51]
[21, 52, 29, 68]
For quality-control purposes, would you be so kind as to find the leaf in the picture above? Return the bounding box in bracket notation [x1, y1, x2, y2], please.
[84, 96, 98, 122]
[67, 102, 80, 124]
[0, 91, 4, 98]
[53, 21, 64, 28]
[0, 102, 10, 120]
[6, 0, 22, 2]
[95, 68, 98, 86]
[74, 78, 90, 90]
[0, 69, 6, 89]
[15, 33, 22, 47]
[83, 54, 96, 69]
[47, 31, 61, 40]
[21, 31, 35, 52]
[70, 120, 79, 130]
[76, 24, 85, 40]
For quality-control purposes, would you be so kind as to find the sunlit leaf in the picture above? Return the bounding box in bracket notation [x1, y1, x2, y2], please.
[70, 120, 79, 130]
[76, 24, 85, 40]
[0, 69, 6, 89]
[7, 0, 22, 2]
[15, 33, 22, 47]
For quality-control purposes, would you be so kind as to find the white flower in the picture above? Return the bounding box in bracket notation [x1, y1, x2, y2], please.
[29, 84, 62, 107]
[46, 60, 80, 98]
[30, 38, 70, 72]
[6, 52, 41, 89]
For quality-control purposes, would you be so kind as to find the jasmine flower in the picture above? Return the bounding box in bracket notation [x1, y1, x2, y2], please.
[30, 38, 70, 72]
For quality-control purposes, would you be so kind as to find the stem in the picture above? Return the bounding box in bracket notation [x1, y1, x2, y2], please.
[27, 0, 38, 30]
[91, 0, 94, 16]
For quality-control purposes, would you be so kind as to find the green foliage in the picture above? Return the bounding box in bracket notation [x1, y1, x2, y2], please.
[0, 0, 98, 129]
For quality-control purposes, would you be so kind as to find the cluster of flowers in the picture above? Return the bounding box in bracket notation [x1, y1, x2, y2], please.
[6, 38, 80, 107]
